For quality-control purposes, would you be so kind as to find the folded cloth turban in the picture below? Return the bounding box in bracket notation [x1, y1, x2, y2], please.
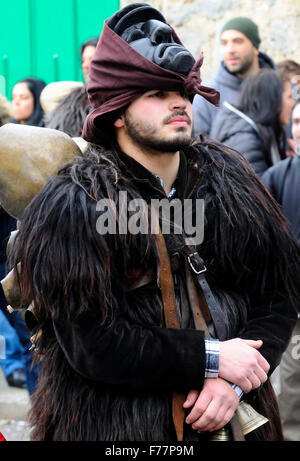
[82, 3, 220, 144]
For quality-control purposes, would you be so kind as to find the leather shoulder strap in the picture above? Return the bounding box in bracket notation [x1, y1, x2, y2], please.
[154, 224, 186, 441]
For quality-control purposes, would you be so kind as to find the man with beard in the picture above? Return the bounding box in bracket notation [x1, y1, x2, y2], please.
[9, 4, 300, 441]
[193, 17, 275, 138]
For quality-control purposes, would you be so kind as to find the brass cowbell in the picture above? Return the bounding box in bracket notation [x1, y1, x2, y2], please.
[209, 401, 269, 441]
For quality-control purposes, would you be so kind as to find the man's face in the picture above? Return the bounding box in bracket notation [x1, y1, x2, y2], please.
[292, 103, 300, 142]
[220, 30, 258, 76]
[116, 90, 193, 153]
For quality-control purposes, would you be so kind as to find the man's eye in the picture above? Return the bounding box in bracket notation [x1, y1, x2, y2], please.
[149, 91, 163, 98]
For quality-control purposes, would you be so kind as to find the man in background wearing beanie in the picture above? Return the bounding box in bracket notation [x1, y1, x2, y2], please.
[193, 17, 275, 138]
[10, 4, 300, 441]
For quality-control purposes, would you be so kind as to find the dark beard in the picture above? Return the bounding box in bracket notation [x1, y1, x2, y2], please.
[124, 110, 192, 153]
[226, 52, 255, 76]
[237, 54, 255, 75]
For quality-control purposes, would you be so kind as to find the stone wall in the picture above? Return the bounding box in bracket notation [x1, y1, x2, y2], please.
[120, 0, 300, 82]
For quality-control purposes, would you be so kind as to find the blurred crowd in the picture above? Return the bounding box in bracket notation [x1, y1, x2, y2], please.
[0, 16, 299, 441]
[0, 37, 96, 397]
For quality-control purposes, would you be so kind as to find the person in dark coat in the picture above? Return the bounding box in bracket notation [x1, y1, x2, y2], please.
[262, 99, 300, 441]
[210, 69, 294, 177]
[262, 100, 300, 239]
[193, 17, 275, 138]
[11, 78, 46, 127]
[8, 4, 300, 441]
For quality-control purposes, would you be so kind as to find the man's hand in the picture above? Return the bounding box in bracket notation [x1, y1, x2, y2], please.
[183, 378, 239, 432]
[219, 338, 270, 393]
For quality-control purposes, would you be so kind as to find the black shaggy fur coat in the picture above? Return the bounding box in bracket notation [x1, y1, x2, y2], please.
[11, 138, 300, 441]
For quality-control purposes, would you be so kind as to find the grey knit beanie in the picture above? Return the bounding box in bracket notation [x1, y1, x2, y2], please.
[221, 17, 261, 49]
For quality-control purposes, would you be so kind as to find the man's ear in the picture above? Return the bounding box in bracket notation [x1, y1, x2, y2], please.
[113, 115, 125, 128]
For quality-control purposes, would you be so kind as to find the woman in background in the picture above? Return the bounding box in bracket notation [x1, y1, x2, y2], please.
[11, 78, 46, 127]
[210, 69, 294, 177]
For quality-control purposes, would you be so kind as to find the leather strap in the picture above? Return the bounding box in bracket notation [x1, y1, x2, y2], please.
[153, 213, 186, 441]
[185, 254, 245, 441]
[187, 252, 228, 341]
[155, 230, 181, 330]
[137, 210, 244, 441]
[185, 263, 211, 334]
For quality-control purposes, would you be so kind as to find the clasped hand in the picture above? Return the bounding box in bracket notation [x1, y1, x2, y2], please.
[219, 338, 270, 393]
[184, 338, 270, 433]
[184, 378, 239, 432]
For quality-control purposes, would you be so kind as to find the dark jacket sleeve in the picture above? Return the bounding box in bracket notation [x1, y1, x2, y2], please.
[238, 289, 297, 374]
[52, 299, 206, 391]
[261, 159, 293, 204]
[209, 108, 269, 177]
[222, 130, 268, 177]
[261, 165, 276, 195]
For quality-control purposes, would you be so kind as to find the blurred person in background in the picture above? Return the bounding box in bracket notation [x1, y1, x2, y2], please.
[262, 100, 300, 241]
[40, 81, 84, 115]
[0, 205, 38, 395]
[277, 60, 300, 153]
[210, 69, 294, 177]
[0, 100, 25, 390]
[44, 85, 91, 138]
[193, 17, 275, 138]
[0, 88, 39, 395]
[0, 208, 26, 390]
[11, 78, 46, 127]
[262, 99, 300, 441]
[0, 309, 27, 389]
[277, 59, 300, 99]
[80, 37, 98, 82]
[0, 94, 12, 126]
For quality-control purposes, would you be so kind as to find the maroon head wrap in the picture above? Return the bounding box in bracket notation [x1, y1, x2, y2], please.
[82, 21, 220, 144]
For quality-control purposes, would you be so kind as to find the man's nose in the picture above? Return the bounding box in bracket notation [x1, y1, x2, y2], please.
[224, 41, 235, 54]
[169, 93, 187, 111]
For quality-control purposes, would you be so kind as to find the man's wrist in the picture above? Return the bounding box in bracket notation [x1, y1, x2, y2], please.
[231, 383, 244, 400]
[204, 338, 220, 378]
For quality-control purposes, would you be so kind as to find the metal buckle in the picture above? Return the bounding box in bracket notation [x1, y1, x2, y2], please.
[188, 252, 207, 275]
